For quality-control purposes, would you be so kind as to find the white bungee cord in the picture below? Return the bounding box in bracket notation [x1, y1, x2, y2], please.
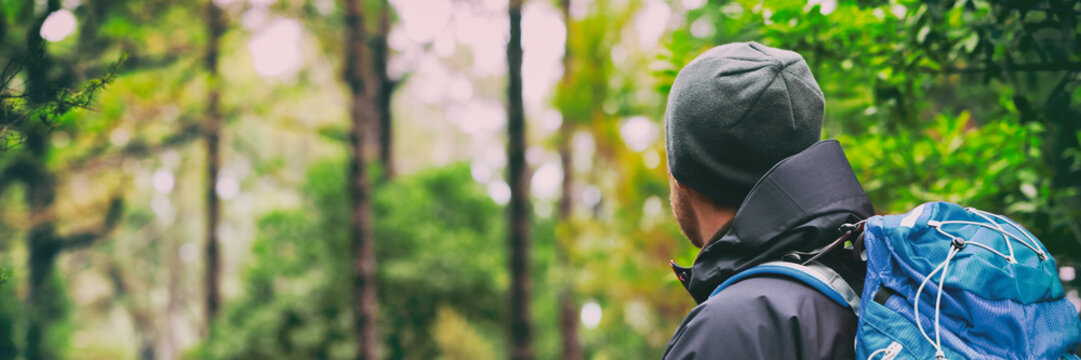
[913, 244, 959, 359]
[906, 208, 1047, 360]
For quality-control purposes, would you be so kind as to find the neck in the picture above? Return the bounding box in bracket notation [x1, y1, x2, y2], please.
[694, 205, 737, 247]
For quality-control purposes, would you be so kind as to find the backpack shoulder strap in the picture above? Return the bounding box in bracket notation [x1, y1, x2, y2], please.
[708, 261, 861, 315]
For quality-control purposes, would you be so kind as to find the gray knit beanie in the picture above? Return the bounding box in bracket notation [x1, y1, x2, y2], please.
[665, 42, 824, 208]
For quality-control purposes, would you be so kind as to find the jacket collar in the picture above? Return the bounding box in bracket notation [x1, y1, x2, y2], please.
[673, 140, 874, 304]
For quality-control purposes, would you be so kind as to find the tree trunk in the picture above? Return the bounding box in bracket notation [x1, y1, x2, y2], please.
[16, 3, 124, 359]
[372, 0, 394, 180]
[19, 130, 122, 360]
[24, 3, 64, 359]
[506, 0, 533, 359]
[556, 1, 582, 359]
[556, 140, 581, 360]
[203, 0, 226, 328]
[343, 0, 380, 359]
[25, 160, 60, 360]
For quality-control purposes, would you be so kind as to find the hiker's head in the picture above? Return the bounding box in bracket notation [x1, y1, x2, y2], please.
[664, 42, 824, 247]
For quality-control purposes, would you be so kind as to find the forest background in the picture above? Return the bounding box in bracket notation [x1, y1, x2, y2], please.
[0, 0, 1079, 359]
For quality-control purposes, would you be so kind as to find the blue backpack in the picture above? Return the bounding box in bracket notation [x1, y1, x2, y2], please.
[710, 201, 1081, 359]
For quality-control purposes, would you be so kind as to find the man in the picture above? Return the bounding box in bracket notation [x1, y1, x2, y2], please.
[661, 42, 874, 359]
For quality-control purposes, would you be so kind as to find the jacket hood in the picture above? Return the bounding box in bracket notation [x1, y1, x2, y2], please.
[676, 140, 874, 304]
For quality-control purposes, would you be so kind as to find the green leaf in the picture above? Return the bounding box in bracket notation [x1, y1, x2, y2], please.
[1021, 183, 1038, 199]
[962, 32, 979, 53]
[918, 25, 931, 43]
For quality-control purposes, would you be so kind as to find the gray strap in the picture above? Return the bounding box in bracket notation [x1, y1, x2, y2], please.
[758, 260, 862, 316]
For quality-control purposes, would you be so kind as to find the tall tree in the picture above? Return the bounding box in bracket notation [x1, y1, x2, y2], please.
[506, 0, 533, 359]
[1, 1, 203, 356]
[203, 0, 227, 328]
[2, 2, 123, 359]
[556, 0, 582, 358]
[343, 0, 379, 359]
[371, 0, 395, 180]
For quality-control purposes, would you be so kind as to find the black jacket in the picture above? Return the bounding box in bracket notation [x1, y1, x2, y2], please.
[663, 140, 874, 359]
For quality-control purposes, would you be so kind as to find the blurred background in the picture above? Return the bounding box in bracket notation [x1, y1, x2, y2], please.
[0, 0, 1079, 359]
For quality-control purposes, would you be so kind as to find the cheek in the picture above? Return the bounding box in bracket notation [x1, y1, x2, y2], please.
[670, 189, 689, 222]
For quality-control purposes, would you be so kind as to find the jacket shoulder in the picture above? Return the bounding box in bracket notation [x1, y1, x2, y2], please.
[663, 276, 857, 360]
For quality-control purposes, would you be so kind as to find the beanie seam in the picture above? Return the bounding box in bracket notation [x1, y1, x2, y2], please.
[714, 62, 775, 77]
[780, 75, 797, 129]
[730, 72, 780, 129]
[746, 42, 772, 57]
[781, 57, 802, 67]
[782, 68, 824, 98]
[718, 56, 778, 63]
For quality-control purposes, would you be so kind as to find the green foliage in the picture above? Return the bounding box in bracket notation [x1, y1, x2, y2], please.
[0, 55, 122, 150]
[201, 163, 507, 360]
[554, 6, 625, 125]
[840, 110, 1044, 214]
[430, 307, 497, 360]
